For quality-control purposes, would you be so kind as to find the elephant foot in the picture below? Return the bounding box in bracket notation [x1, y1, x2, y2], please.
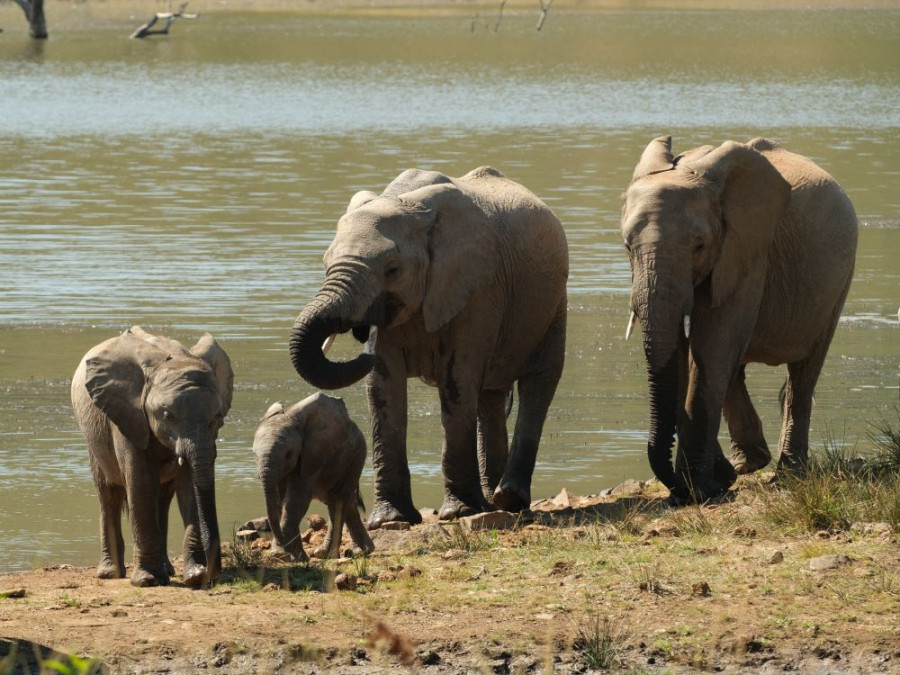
[130, 567, 169, 588]
[731, 444, 772, 475]
[492, 481, 531, 513]
[669, 470, 733, 506]
[437, 492, 491, 521]
[366, 498, 422, 530]
[776, 451, 809, 477]
[97, 560, 125, 579]
[164, 557, 176, 577]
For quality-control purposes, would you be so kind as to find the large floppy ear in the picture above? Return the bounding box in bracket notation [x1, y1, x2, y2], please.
[402, 182, 499, 333]
[687, 141, 791, 308]
[631, 135, 674, 183]
[83, 330, 166, 450]
[190, 334, 234, 416]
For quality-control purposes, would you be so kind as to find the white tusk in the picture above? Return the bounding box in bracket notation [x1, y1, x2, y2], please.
[321, 334, 336, 355]
[625, 311, 636, 341]
[178, 456, 184, 467]
[683, 315, 691, 339]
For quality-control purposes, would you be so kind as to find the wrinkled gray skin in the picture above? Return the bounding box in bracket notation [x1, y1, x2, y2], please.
[253, 393, 375, 561]
[622, 137, 858, 504]
[289, 167, 568, 527]
[71, 326, 233, 587]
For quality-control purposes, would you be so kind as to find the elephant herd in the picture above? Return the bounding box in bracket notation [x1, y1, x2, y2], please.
[71, 137, 858, 587]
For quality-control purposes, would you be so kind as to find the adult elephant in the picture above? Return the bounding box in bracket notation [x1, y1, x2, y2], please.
[290, 167, 568, 527]
[621, 137, 857, 503]
[72, 326, 233, 587]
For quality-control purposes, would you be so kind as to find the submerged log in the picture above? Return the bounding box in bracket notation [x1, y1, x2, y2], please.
[130, 0, 197, 39]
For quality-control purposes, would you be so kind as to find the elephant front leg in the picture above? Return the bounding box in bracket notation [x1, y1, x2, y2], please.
[438, 383, 490, 521]
[724, 365, 771, 474]
[366, 347, 421, 529]
[123, 462, 169, 587]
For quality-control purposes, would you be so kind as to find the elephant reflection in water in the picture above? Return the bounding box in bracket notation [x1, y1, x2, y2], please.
[621, 137, 858, 503]
[289, 167, 569, 527]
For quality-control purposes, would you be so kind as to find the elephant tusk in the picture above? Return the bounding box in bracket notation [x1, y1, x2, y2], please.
[321, 334, 336, 355]
[178, 456, 184, 467]
[683, 315, 691, 339]
[625, 311, 636, 341]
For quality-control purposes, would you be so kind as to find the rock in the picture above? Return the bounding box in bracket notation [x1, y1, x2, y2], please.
[732, 525, 757, 538]
[398, 566, 422, 579]
[235, 529, 259, 542]
[815, 530, 831, 539]
[110, 609, 127, 617]
[419, 508, 440, 524]
[611, 479, 644, 496]
[460, 511, 519, 532]
[850, 522, 893, 537]
[307, 514, 327, 531]
[239, 517, 270, 532]
[0, 589, 26, 599]
[551, 488, 572, 508]
[250, 537, 271, 551]
[809, 554, 852, 571]
[262, 582, 281, 591]
[692, 581, 711, 597]
[768, 550, 784, 565]
[379, 521, 411, 531]
[334, 573, 357, 591]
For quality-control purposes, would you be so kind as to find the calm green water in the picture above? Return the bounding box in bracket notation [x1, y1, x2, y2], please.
[1, 9, 898, 573]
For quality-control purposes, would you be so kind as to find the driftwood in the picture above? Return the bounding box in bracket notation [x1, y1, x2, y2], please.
[536, 0, 554, 31]
[130, 0, 197, 39]
[11, 0, 47, 38]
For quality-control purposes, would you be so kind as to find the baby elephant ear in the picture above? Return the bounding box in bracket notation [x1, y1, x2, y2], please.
[346, 190, 379, 213]
[84, 330, 163, 450]
[262, 402, 285, 420]
[190, 334, 234, 416]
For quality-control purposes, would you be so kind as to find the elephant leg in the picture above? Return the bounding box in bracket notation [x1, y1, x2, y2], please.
[777, 344, 829, 474]
[477, 388, 510, 506]
[344, 493, 375, 554]
[95, 478, 126, 579]
[122, 459, 169, 587]
[175, 468, 206, 586]
[280, 472, 313, 562]
[366, 345, 420, 529]
[723, 365, 771, 474]
[494, 307, 566, 512]
[315, 499, 345, 559]
[157, 479, 176, 577]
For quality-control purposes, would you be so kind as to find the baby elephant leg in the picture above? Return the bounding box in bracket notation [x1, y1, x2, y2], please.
[314, 499, 345, 559]
[345, 493, 375, 554]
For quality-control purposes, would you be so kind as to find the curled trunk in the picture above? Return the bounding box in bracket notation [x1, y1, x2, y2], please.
[289, 293, 374, 391]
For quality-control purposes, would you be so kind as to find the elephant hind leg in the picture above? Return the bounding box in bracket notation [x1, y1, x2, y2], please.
[478, 388, 510, 506]
[96, 481, 126, 579]
[723, 365, 771, 474]
[777, 349, 828, 474]
[494, 306, 566, 512]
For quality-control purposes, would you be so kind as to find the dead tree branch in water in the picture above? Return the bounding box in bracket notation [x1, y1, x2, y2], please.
[11, 0, 47, 38]
[130, 0, 197, 38]
[536, 0, 554, 31]
[494, 0, 507, 32]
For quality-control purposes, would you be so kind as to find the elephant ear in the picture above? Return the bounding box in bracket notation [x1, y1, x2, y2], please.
[262, 402, 285, 420]
[382, 168, 453, 199]
[631, 136, 675, 183]
[83, 330, 166, 450]
[687, 141, 791, 308]
[402, 182, 499, 333]
[345, 190, 379, 214]
[190, 334, 234, 417]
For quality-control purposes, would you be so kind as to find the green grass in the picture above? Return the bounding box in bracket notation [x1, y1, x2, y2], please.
[573, 614, 627, 669]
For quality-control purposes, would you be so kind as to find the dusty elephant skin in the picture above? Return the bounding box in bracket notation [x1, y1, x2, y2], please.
[71, 326, 233, 587]
[289, 167, 569, 527]
[252, 392, 375, 561]
[621, 137, 858, 504]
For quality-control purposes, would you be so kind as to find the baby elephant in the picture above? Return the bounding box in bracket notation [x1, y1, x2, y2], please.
[72, 326, 233, 588]
[253, 393, 375, 561]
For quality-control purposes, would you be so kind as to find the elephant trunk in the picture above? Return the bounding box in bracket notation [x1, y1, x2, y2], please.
[289, 272, 376, 390]
[182, 438, 221, 586]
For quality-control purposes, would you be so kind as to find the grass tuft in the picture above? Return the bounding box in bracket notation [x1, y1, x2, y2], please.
[573, 614, 627, 670]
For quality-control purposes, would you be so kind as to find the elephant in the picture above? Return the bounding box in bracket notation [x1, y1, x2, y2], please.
[252, 392, 375, 561]
[71, 326, 233, 587]
[289, 166, 569, 527]
[621, 136, 858, 503]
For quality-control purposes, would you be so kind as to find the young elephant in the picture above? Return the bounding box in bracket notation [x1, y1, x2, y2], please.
[71, 326, 233, 587]
[253, 393, 375, 561]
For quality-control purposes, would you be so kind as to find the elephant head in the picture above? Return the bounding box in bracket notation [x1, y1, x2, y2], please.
[83, 328, 232, 586]
[289, 169, 498, 390]
[621, 137, 791, 490]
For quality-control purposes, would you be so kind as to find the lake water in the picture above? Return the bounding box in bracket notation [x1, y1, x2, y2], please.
[1, 7, 898, 573]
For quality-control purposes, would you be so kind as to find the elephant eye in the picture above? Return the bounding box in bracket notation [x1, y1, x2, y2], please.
[162, 409, 173, 420]
[385, 263, 402, 280]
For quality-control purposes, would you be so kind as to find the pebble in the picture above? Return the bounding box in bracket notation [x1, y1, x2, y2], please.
[809, 554, 852, 571]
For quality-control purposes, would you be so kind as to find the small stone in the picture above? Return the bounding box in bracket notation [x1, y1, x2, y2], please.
[732, 525, 757, 539]
[235, 529, 259, 542]
[460, 511, 518, 532]
[809, 554, 852, 571]
[551, 488, 572, 508]
[250, 537, 271, 550]
[307, 514, 327, 531]
[611, 479, 643, 496]
[692, 581, 711, 597]
[0, 588, 26, 599]
[110, 609, 127, 617]
[399, 566, 422, 579]
[334, 573, 357, 591]
[239, 517, 270, 532]
[262, 582, 281, 591]
[768, 550, 784, 565]
[379, 521, 411, 531]
[815, 530, 831, 539]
